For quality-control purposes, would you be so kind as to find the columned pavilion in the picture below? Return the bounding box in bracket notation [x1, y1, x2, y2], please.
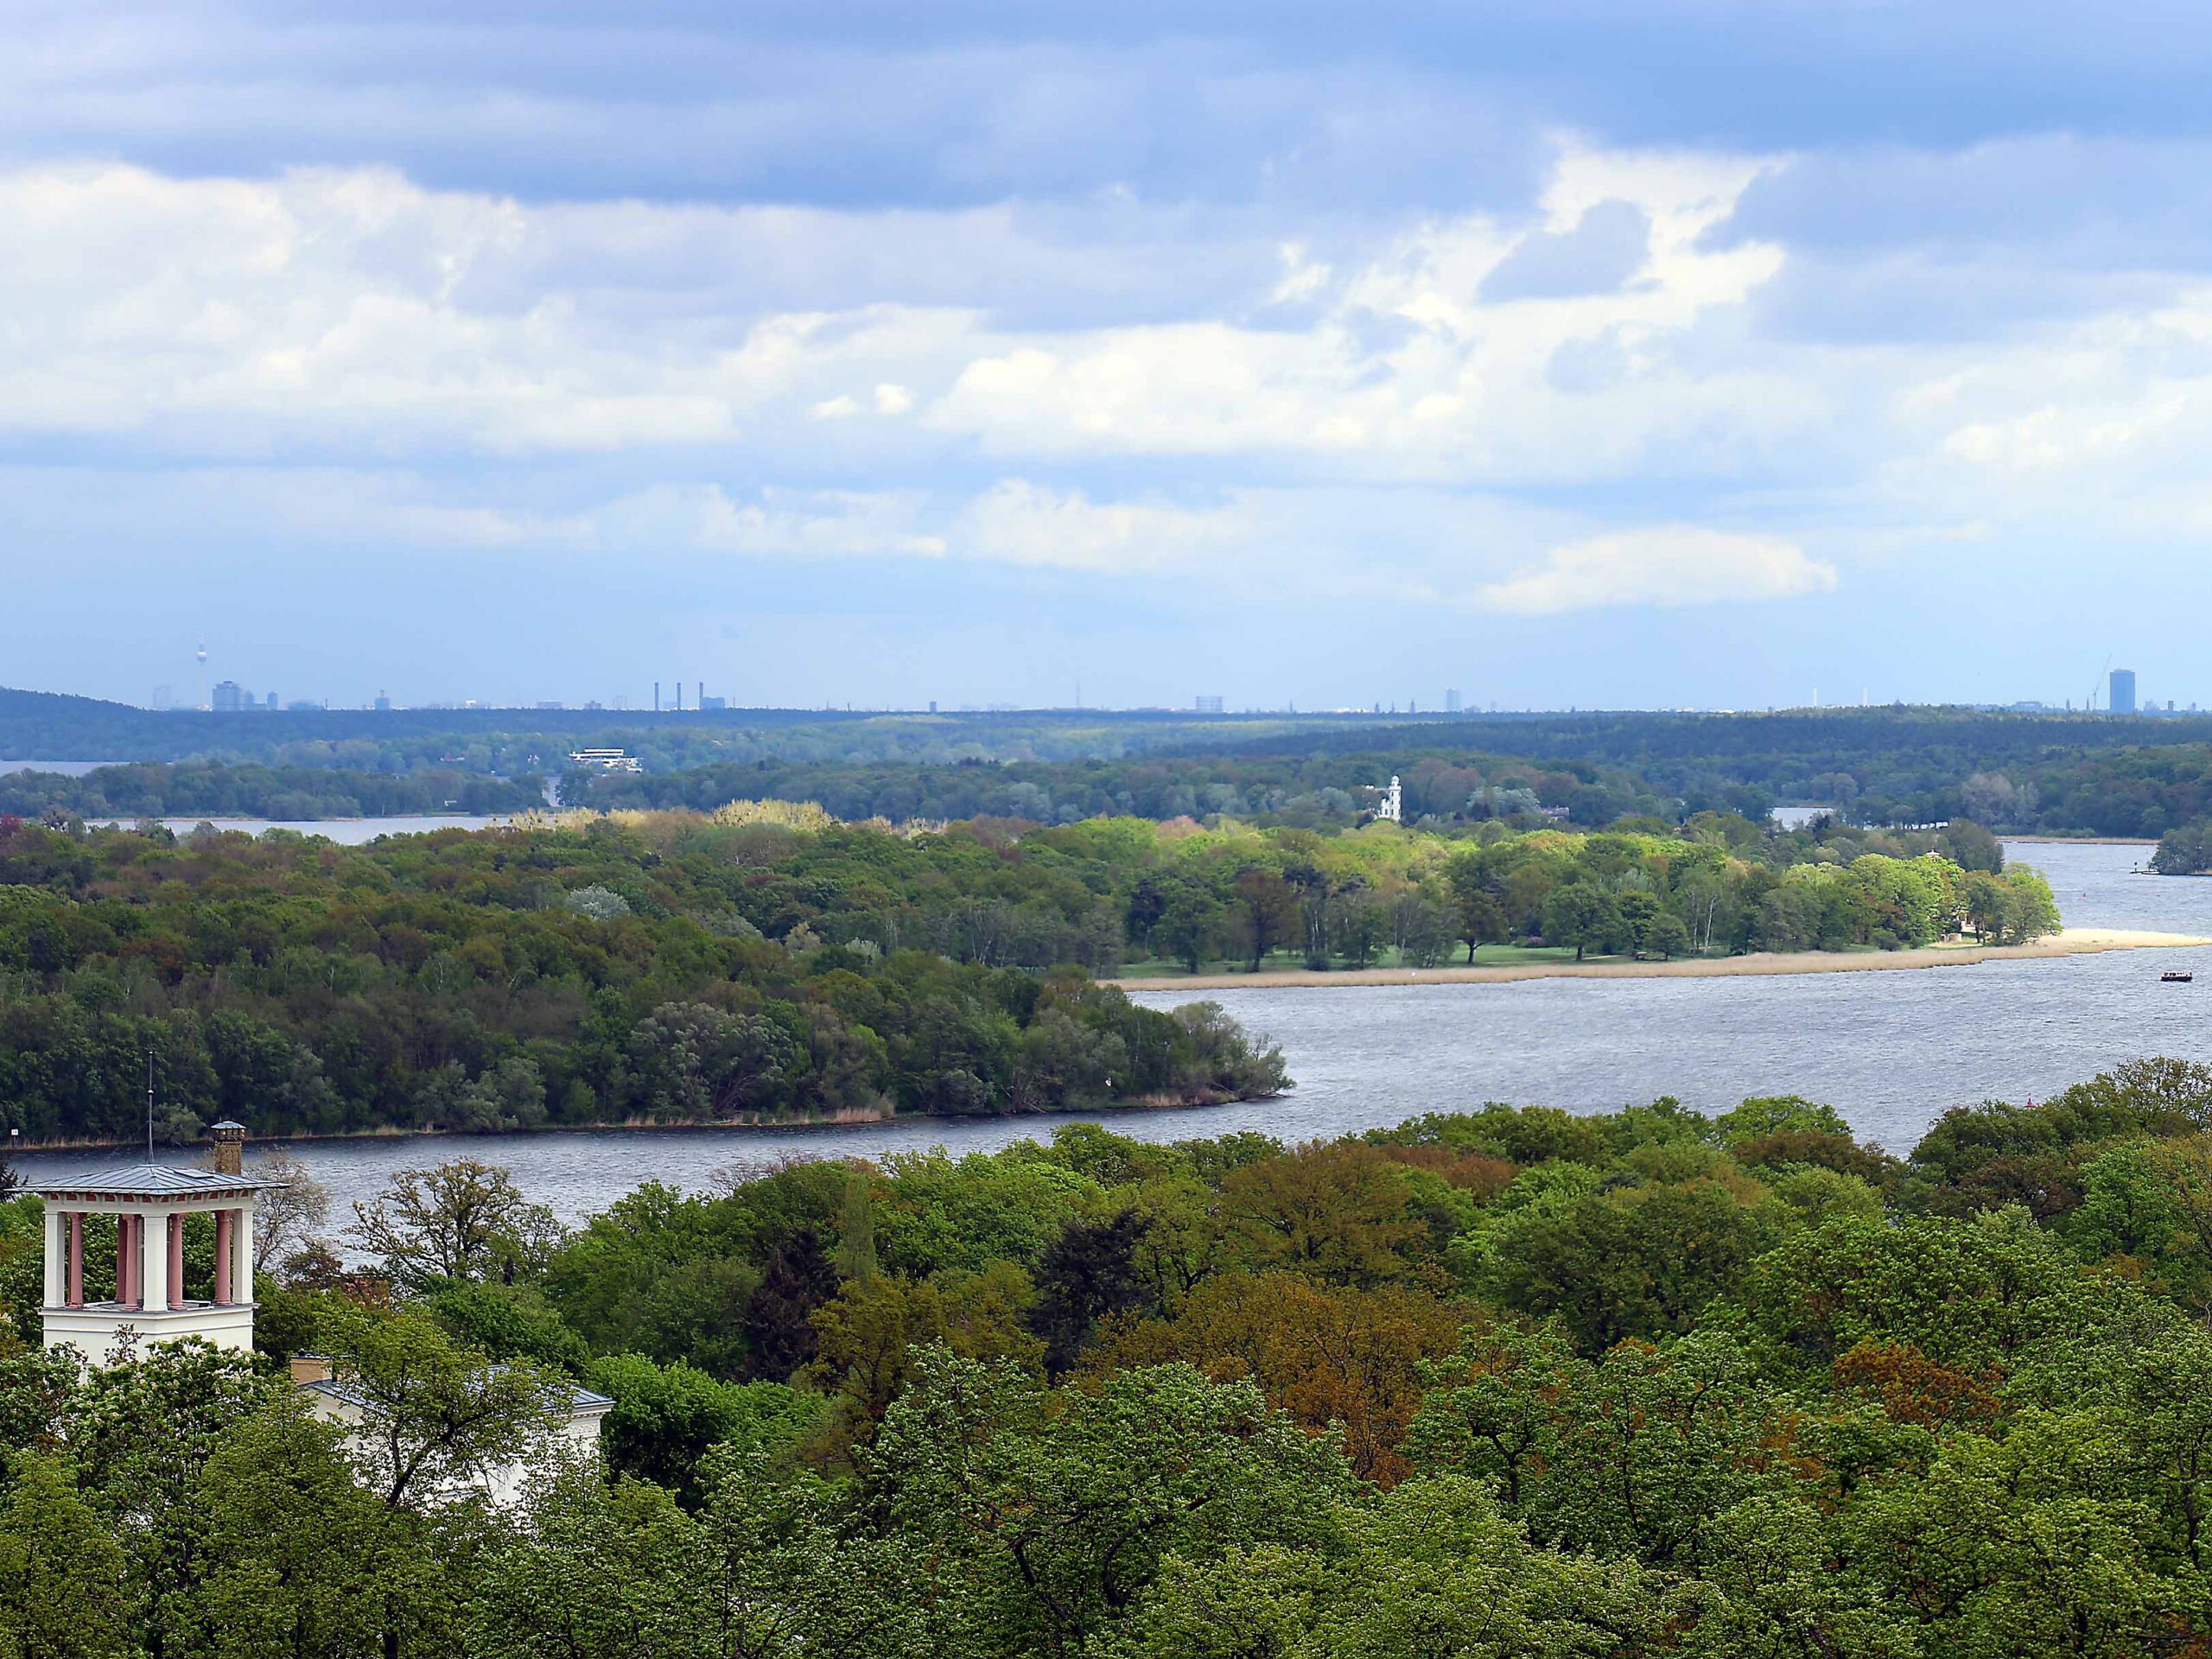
[30, 1142, 284, 1358]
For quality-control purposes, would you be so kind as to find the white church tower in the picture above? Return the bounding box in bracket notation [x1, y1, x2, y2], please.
[30, 1122, 283, 1358]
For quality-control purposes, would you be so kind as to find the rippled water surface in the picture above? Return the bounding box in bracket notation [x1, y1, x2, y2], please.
[17, 840, 2209, 1224]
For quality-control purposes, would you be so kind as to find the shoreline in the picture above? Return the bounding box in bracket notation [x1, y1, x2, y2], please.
[3, 1088, 1271, 1159]
[2003, 836, 2159, 846]
[1106, 928, 2212, 990]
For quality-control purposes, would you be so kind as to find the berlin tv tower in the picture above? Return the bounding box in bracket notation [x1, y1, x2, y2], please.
[195, 637, 209, 711]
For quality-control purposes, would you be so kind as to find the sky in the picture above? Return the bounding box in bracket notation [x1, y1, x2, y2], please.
[10, 3, 2212, 713]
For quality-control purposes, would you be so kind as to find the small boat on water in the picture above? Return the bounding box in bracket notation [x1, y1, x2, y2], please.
[2164, 970, 2196, 983]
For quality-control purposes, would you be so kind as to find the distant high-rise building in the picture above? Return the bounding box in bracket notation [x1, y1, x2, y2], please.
[373, 691, 391, 712]
[699, 695, 727, 712]
[264, 692, 277, 711]
[211, 680, 245, 712]
[1194, 695, 1224, 714]
[2111, 668, 2139, 714]
[1445, 689, 1463, 713]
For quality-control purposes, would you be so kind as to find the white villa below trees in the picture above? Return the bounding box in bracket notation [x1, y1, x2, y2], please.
[29, 1120, 607, 1501]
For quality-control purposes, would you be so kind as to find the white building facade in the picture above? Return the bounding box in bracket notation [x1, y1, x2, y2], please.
[30, 1159, 283, 1359]
[31, 1123, 609, 1500]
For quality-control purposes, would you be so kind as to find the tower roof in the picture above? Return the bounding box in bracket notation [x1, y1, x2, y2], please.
[28, 1162, 287, 1201]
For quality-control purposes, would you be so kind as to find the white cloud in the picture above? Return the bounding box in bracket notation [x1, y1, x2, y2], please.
[18, 138, 2212, 617]
[1271, 241, 1332, 303]
[953, 479, 1235, 570]
[588, 484, 947, 559]
[1473, 526, 1838, 614]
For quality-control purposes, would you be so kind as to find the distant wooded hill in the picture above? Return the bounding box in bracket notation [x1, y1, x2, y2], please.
[11, 690, 2212, 836]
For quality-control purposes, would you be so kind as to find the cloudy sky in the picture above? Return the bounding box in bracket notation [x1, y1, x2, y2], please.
[8, 3, 2212, 712]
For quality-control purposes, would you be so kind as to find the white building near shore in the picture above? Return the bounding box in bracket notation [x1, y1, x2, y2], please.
[29, 1123, 278, 1359]
[30, 1122, 607, 1503]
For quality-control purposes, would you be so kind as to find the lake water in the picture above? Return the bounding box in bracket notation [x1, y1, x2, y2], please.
[0, 760, 125, 778]
[1769, 805, 1840, 829]
[82, 816, 516, 844]
[14, 841, 2210, 1226]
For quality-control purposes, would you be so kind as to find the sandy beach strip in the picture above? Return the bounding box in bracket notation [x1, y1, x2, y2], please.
[1106, 928, 2212, 991]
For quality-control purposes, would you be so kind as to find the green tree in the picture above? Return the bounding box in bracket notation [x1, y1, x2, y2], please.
[465, 1468, 722, 1659]
[1643, 911, 1693, 960]
[350, 1160, 559, 1290]
[0, 1452, 132, 1659]
[866, 1349, 1352, 1658]
[1153, 882, 1226, 974]
[588, 1353, 820, 1500]
[1478, 1179, 1784, 1351]
[1540, 885, 1618, 962]
[167, 1403, 438, 1659]
[1104, 1476, 1666, 1659]
[1231, 870, 1300, 972]
[2152, 820, 2212, 877]
[323, 1303, 573, 1509]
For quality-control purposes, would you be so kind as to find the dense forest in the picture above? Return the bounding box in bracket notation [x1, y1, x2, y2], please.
[21, 690, 2212, 836]
[0, 810, 1288, 1147]
[568, 747, 1698, 826]
[16, 688, 2212, 836]
[1234, 708, 2212, 825]
[0, 808, 2054, 1145]
[24, 734, 2212, 841]
[10, 1058, 2212, 1654]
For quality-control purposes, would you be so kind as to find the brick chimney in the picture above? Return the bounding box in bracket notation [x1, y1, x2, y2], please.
[209, 1120, 246, 1176]
[289, 1355, 329, 1386]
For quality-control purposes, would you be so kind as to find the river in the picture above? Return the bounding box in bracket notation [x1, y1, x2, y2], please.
[13, 840, 2209, 1225]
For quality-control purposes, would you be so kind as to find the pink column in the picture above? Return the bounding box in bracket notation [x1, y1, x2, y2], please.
[167, 1215, 183, 1304]
[66, 1214, 82, 1307]
[115, 1217, 131, 1305]
[215, 1211, 234, 1304]
[123, 1216, 142, 1306]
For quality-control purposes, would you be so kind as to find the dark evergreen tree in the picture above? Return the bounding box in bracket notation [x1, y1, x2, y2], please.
[1031, 1207, 1154, 1372]
[741, 1226, 838, 1382]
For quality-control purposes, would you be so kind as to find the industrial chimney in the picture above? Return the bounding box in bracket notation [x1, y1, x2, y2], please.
[209, 1120, 246, 1176]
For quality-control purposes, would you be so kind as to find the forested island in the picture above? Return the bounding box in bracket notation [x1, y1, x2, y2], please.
[0, 806, 2056, 1147]
[9, 1060, 2212, 1653]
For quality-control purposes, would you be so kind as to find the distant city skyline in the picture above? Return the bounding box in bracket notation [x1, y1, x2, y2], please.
[14, 7, 2212, 704]
[46, 658, 2209, 721]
